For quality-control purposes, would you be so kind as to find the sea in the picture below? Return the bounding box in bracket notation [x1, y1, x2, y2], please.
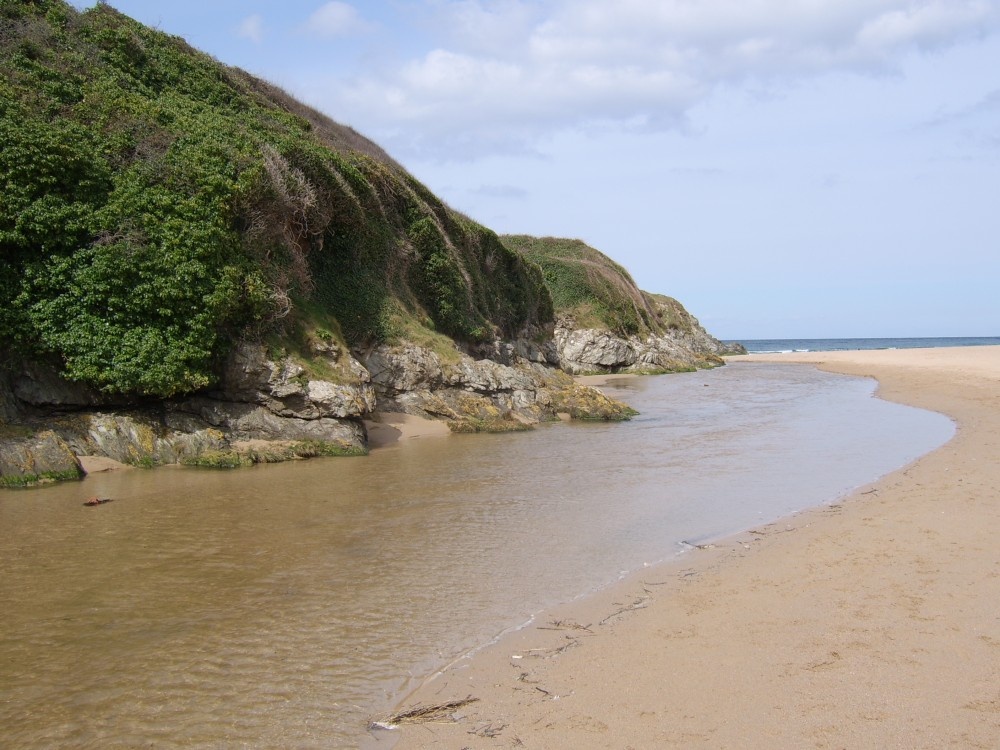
[738, 336, 1000, 354]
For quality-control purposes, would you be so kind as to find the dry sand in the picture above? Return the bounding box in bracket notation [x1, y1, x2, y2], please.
[390, 346, 1000, 749]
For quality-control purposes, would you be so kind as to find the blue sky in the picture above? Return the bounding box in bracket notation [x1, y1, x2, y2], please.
[69, 1, 1000, 340]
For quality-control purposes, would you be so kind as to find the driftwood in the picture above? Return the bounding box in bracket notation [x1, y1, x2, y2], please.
[538, 619, 593, 633]
[83, 496, 112, 506]
[525, 637, 580, 658]
[468, 720, 506, 737]
[599, 592, 652, 625]
[370, 696, 479, 729]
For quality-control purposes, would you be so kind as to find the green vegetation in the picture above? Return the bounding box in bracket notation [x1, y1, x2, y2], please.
[0, 468, 82, 488]
[0, 1, 553, 399]
[180, 450, 252, 469]
[180, 439, 366, 468]
[501, 235, 658, 337]
[501, 235, 705, 341]
[448, 417, 533, 434]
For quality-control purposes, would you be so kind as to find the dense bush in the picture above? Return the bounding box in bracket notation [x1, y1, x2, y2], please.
[0, 0, 554, 397]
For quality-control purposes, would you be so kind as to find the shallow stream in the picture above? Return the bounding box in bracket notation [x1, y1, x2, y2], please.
[0, 363, 954, 748]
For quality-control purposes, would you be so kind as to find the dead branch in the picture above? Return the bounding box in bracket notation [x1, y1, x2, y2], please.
[526, 637, 581, 658]
[369, 696, 479, 729]
[469, 720, 506, 738]
[599, 593, 651, 625]
[538, 619, 593, 633]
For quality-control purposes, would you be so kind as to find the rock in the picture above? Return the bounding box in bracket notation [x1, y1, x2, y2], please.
[11, 360, 108, 408]
[365, 344, 444, 396]
[0, 371, 20, 424]
[217, 342, 375, 420]
[0, 430, 84, 486]
[170, 398, 366, 447]
[556, 328, 638, 372]
[306, 380, 376, 418]
[53, 412, 229, 466]
[513, 336, 560, 365]
[360, 344, 636, 425]
[552, 299, 734, 374]
[443, 358, 536, 394]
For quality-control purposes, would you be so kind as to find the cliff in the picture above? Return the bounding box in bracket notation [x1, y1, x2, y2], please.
[0, 1, 734, 486]
[502, 236, 746, 374]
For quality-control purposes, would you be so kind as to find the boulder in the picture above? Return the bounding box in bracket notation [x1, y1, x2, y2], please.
[556, 328, 638, 373]
[0, 430, 83, 485]
[365, 344, 445, 396]
[53, 412, 229, 466]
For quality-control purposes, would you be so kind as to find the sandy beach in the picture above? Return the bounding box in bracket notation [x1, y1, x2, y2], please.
[390, 346, 1000, 749]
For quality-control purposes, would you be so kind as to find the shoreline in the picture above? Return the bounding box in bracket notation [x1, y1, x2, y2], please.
[389, 345, 1000, 749]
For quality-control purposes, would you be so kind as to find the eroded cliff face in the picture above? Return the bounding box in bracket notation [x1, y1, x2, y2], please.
[0, 337, 636, 485]
[0, 289, 743, 485]
[362, 341, 632, 431]
[554, 299, 746, 376]
[0, 343, 374, 485]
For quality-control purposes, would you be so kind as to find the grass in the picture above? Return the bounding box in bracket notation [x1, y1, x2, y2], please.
[0, 468, 83, 488]
[501, 235, 657, 337]
[180, 439, 366, 468]
[448, 417, 533, 433]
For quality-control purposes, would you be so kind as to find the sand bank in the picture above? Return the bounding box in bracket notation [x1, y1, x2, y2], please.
[391, 346, 1000, 749]
[78, 455, 131, 474]
[365, 411, 452, 449]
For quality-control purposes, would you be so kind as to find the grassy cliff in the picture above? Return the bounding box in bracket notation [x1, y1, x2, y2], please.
[0, 0, 552, 399]
[501, 235, 704, 339]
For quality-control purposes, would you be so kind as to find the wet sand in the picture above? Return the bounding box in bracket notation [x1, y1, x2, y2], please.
[365, 411, 452, 449]
[391, 346, 1000, 749]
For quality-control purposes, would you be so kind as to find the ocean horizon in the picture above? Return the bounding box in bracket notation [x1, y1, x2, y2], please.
[735, 336, 1000, 354]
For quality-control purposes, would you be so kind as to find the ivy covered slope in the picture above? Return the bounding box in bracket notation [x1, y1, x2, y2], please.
[502, 235, 745, 373]
[0, 0, 552, 400]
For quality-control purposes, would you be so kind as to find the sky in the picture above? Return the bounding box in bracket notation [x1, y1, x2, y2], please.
[68, 1, 1000, 340]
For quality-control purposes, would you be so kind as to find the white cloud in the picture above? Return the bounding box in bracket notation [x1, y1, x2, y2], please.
[305, 2, 371, 38]
[236, 14, 264, 44]
[857, 1, 993, 51]
[313, 0, 1000, 158]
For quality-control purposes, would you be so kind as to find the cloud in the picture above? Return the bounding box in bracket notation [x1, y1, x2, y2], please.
[305, 2, 371, 38]
[314, 0, 999, 158]
[856, 1, 993, 51]
[236, 14, 264, 43]
[918, 88, 1000, 133]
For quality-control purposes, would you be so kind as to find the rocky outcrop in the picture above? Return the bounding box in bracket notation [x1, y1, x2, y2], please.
[361, 343, 633, 427]
[0, 430, 83, 487]
[554, 300, 745, 375]
[0, 314, 723, 485]
[556, 328, 639, 372]
[0, 342, 375, 482]
[51, 412, 229, 467]
[168, 343, 374, 447]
